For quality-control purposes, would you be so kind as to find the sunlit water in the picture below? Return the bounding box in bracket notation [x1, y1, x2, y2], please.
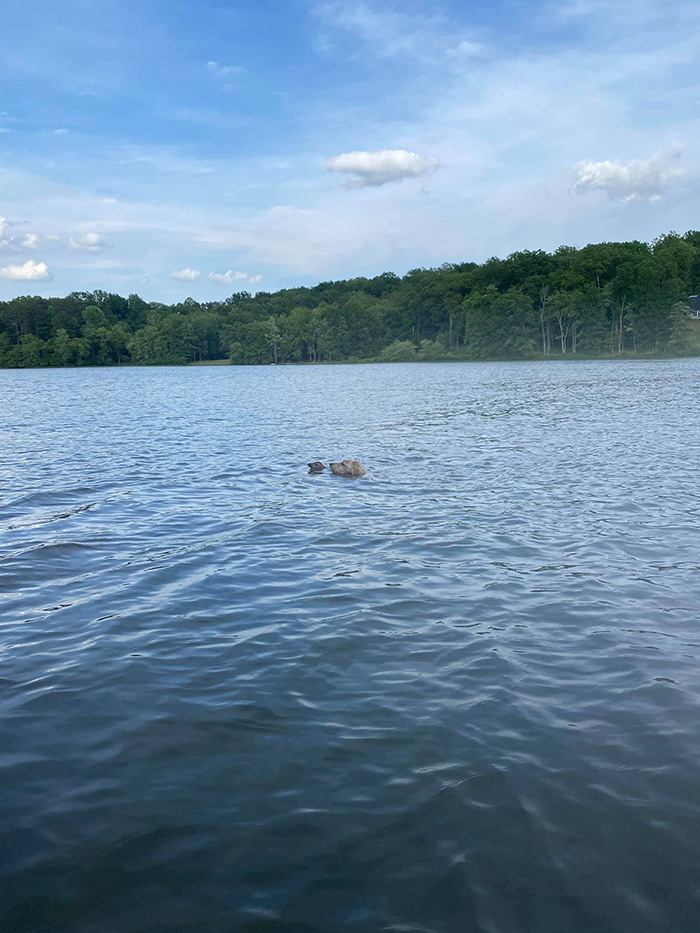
[1, 360, 700, 933]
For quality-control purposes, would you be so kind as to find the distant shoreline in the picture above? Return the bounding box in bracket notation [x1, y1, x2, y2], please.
[186, 353, 700, 367]
[2, 351, 699, 372]
[189, 349, 700, 366]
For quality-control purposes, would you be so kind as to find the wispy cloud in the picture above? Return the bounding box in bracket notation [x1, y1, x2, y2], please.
[447, 39, 482, 59]
[116, 144, 217, 175]
[206, 61, 243, 79]
[59, 259, 124, 271]
[205, 60, 244, 92]
[326, 149, 438, 187]
[311, 1, 482, 62]
[0, 259, 50, 280]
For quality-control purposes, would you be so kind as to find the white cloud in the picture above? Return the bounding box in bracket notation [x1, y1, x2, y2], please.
[69, 231, 107, 251]
[0, 128, 10, 134]
[0, 217, 36, 251]
[326, 149, 438, 187]
[0, 259, 50, 280]
[572, 146, 686, 201]
[53, 128, 69, 135]
[170, 267, 201, 281]
[209, 270, 249, 285]
[248, 274, 263, 284]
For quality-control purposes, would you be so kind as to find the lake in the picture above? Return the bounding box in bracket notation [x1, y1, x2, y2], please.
[1, 359, 700, 933]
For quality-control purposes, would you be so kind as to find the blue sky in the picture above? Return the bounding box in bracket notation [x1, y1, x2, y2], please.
[1, 0, 699, 300]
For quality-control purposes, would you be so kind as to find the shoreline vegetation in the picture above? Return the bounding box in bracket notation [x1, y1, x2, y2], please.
[194, 340, 700, 365]
[2, 230, 700, 369]
[186, 344, 700, 366]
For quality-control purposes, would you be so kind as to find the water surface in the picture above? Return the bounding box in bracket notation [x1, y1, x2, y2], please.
[1, 360, 700, 932]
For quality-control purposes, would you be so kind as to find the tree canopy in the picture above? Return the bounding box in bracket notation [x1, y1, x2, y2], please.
[1, 231, 699, 368]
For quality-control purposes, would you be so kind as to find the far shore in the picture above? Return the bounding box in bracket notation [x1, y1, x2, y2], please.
[186, 350, 700, 367]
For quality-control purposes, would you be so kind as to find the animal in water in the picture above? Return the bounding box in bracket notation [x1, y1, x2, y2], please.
[329, 459, 366, 477]
[308, 461, 325, 473]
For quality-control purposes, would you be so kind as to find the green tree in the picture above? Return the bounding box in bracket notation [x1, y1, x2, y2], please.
[17, 334, 47, 367]
[265, 316, 283, 364]
[463, 286, 537, 358]
[416, 339, 447, 361]
[0, 332, 11, 365]
[51, 329, 73, 366]
[379, 340, 416, 362]
[666, 302, 692, 355]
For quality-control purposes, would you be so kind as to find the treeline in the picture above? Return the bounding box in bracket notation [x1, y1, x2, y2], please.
[1, 231, 699, 368]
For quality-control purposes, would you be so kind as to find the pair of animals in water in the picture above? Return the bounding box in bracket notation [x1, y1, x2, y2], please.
[308, 459, 366, 477]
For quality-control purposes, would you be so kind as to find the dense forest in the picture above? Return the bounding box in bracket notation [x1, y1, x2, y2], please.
[1, 231, 699, 368]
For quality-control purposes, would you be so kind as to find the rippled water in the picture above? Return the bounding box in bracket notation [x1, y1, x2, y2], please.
[1, 360, 700, 933]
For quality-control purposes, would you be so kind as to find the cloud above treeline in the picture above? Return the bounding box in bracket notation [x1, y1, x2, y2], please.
[0, 229, 40, 251]
[69, 232, 107, 251]
[0, 216, 32, 250]
[171, 267, 201, 281]
[572, 146, 686, 202]
[0, 260, 50, 280]
[170, 268, 263, 286]
[325, 149, 438, 187]
[1, 217, 108, 254]
[208, 270, 263, 285]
